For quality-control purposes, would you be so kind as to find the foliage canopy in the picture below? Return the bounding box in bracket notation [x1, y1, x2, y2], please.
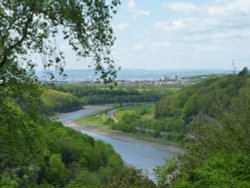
[153, 72, 250, 187]
[0, 1, 159, 187]
[0, 0, 121, 170]
[0, 0, 120, 83]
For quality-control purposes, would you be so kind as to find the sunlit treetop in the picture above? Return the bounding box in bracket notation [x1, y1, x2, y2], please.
[0, 0, 120, 84]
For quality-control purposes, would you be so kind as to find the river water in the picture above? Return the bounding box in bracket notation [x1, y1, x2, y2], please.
[56, 106, 182, 182]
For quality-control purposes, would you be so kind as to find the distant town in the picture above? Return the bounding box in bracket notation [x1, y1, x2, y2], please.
[42, 74, 224, 87]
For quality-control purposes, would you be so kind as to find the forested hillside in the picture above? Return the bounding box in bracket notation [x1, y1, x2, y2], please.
[79, 70, 249, 146]
[1, 0, 250, 187]
[41, 89, 82, 113]
[156, 69, 249, 122]
[0, 93, 154, 187]
[153, 68, 250, 140]
[52, 84, 173, 104]
[0, 0, 157, 186]
[153, 69, 250, 187]
[72, 70, 250, 187]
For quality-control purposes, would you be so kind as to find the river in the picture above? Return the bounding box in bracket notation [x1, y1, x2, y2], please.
[56, 106, 183, 182]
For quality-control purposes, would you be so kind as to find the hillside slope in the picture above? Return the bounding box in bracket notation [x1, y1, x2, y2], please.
[155, 70, 250, 135]
[154, 69, 250, 187]
[41, 89, 82, 113]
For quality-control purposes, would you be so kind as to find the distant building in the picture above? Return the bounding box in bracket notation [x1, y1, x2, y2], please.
[171, 75, 178, 80]
[160, 76, 167, 81]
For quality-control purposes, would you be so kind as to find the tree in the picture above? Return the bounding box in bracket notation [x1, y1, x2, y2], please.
[238, 67, 249, 77]
[48, 154, 65, 184]
[0, 0, 120, 84]
[0, 0, 120, 174]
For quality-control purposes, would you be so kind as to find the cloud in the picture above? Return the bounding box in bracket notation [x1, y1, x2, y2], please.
[163, 0, 250, 19]
[207, 0, 250, 17]
[153, 18, 215, 34]
[150, 42, 171, 49]
[113, 23, 129, 31]
[163, 2, 197, 14]
[156, 0, 250, 42]
[112, 1, 250, 70]
[131, 44, 144, 51]
[128, 0, 150, 18]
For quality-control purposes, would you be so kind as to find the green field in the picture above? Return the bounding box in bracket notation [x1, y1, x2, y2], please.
[75, 112, 110, 130]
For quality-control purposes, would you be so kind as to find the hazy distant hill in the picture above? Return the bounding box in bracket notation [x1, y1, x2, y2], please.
[37, 69, 233, 82]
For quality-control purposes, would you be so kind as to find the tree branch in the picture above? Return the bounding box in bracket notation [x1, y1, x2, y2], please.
[0, 12, 34, 69]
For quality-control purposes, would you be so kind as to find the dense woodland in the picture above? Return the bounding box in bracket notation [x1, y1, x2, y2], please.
[154, 69, 250, 187]
[2, 70, 249, 187]
[41, 89, 82, 113]
[4, 67, 248, 187]
[0, 107, 154, 187]
[51, 84, 173, 105]
[105, 69, 250, 144]
[0, 0, 156, 187]
[0, 81, 155, 187]
[1, 0, 249, 187]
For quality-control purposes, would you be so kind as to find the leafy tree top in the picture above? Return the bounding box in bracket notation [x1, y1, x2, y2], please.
[238, 67, 249, 77]
[0, 0, 120, 83]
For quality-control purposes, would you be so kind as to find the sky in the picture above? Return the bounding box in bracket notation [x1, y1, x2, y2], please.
[62, 0, 250, 71]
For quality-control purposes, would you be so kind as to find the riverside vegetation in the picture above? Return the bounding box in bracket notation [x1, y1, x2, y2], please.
[41, 89, 83, 113]
[51, 83, 176, 105]
[2, 68, 249, 187]
[0, 0, 156, 187]
[1, 82, 156, 187]
[1, 0, 249, 187]
[153, 68, 250, 187]
[74, 68, 250, 187]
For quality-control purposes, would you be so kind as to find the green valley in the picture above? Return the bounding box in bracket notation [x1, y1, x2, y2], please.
[73, 69, 250, 187]
[1, 0, 250, 187]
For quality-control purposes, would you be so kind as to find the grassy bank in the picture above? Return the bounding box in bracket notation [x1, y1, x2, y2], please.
[74, 106, 182, 147]
[75, 113, 110, 131]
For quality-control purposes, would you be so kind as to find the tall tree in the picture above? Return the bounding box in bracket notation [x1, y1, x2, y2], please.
[0, 0, 120, 83]
[0, 0, 120, 171]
